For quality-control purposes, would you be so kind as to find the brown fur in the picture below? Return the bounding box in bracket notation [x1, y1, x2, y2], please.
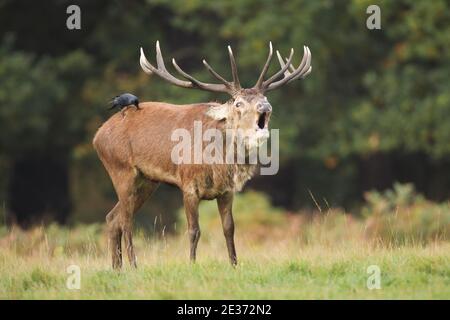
[93, 100, 266, 268]
[112, 40, 311, 269]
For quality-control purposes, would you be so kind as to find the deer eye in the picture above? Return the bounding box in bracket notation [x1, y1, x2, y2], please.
[235, 102, 242, 108]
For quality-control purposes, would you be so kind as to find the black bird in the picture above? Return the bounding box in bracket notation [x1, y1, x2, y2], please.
[108, 93, 140, 114]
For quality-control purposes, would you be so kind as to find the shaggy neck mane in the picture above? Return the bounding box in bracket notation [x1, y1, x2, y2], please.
[203, 103, 258, 192]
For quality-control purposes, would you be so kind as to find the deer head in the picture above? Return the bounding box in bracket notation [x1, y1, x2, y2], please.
[139, 41, 312, 148]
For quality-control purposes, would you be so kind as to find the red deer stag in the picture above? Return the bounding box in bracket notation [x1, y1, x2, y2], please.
[93, 41, 312, 269]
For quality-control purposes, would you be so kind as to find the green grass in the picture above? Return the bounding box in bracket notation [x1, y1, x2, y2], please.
[0, 224, 449, 299]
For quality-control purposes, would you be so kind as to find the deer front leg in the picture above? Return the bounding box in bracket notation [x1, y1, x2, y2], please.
[217, 192, 237, 266]
[183, 192, 201, 263]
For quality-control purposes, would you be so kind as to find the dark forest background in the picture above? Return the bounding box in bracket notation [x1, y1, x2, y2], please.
[0, 0, 449, 230]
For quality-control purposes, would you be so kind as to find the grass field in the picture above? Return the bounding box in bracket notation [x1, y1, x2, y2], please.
[0, 189, 449, 299]
[0, 224, 449, 299]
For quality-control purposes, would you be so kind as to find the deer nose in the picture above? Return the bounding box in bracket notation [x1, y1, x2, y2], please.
[257, 102, 272, 113]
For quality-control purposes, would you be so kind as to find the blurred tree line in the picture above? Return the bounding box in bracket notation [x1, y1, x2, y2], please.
[0, 0, 449, 228]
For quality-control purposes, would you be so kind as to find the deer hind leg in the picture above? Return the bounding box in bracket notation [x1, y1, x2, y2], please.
[182, 192, 201, 263]
[106, 167, 159, 269]
[122, 177, 159, 268]
[106, 203, 123, 269]
[217, 192, 237, 266]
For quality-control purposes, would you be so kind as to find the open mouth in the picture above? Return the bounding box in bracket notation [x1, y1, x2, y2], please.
[257, 112, 267, 129]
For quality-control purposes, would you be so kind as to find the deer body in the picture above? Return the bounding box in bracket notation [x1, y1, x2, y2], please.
[94, 101, 257, 268]
[94, 41, 311, 269]
[94, 101, 256, 200]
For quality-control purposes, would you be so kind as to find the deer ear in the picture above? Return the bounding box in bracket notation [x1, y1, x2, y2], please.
[206, 105, 228, 120]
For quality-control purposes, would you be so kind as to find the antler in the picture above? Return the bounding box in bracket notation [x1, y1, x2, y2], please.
[140, 41, 241, 95]
[253, 43, 312, 92]
[269, 46, 312, 90]
[140, 41, 311, 95]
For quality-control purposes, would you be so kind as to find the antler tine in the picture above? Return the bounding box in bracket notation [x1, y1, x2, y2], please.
[296, 65, 312, 79]
[279, 46, 311, 82]
[254, 41, 273, 89]
[286, 56, 312, 80]
[155, 41, 166, 69]
[289, 46, 312, 80]
[140, 41, 232, 94]
[140, 45, 192, 88]
[171, 58, 230, 93]
[284, 57, 296, 73]
[140, 47, 156, 75]
[202, 59, 232, 88]
[265, 45, 312, 91]
[277, 51, 292, 77]
[227, 46, 241, 90]
[261, 48, 295, 89]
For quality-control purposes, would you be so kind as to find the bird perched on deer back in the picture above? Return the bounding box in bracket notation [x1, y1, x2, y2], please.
[109, 93, 140, 116]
